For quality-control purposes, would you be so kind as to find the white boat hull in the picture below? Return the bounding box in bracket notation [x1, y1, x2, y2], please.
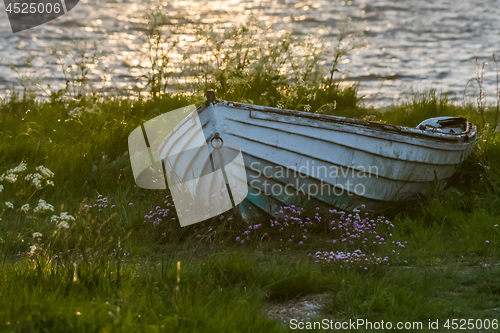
[158, 97, 477, 221]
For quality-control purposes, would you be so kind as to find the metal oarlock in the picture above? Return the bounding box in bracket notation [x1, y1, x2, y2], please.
[210, 132, 224, 149]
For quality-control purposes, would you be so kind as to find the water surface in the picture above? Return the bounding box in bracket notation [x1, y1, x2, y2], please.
[0, 0, 499, 106]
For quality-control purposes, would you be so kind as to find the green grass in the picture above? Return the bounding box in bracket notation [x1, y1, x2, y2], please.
[0, 89, 499, 331]
[1, 251, 500, 332]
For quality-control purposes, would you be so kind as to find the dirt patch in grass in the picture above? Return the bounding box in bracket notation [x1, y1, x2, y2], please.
[267, 292, 330, 323]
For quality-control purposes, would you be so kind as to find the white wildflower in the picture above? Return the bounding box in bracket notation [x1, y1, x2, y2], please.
[68, 105, 101, 118]
[34, 199, 54, 213]
[68, 106, 84, 118]
[51, 212, 75, 223]
[25, 173, 42, 181]
[0, 185, 3, 192]
[89, 104, 101, 115]
[3, 162, 27, 182]
[304, 104, 311, 112]
[4, 174, 17, 183]
[35, 166, 54, 178]
[21, 204, 30, 212]
[60, 212, 75, 221]
[6, 162, 27, 174]
[5, 202, 13, 209]
[57, 221, 69, 229]
[46, 180, 54, 186]
[25, 173, 43, 189]
[32, 232, 42, 238]
[29, 244, 38, 255]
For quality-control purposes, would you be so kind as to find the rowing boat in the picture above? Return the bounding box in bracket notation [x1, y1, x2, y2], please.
[152, 91, 476, 223]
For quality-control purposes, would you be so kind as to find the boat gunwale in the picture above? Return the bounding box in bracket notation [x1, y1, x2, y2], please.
[214, 100, 477, 144]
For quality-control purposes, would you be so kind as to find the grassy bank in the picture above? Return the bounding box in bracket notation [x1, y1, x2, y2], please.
[0, 87, 499, 331]
[1, 17, 500, 332]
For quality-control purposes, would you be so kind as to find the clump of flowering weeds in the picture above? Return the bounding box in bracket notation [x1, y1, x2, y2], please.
[142, 194, 181, 241]
[0, 162, 55, 210]
[50, 193, 133, 262]
[327, 206, 400, 251]
[234, 204, 407, 268]
[83, 193, 119, 219]
[235, 205, 315, 248]
[137, 192, 243, 244]
[0, 161, 77, 255]
[79, 194, 122, 251]
[142, 195, 177, 227]
[313, 249, 389, 270]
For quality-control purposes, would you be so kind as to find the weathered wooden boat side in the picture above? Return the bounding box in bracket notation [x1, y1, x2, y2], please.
[159, 94, 476, 222]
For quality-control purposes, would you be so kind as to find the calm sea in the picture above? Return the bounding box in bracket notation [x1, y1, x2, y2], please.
[1, 0, 499, 106]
